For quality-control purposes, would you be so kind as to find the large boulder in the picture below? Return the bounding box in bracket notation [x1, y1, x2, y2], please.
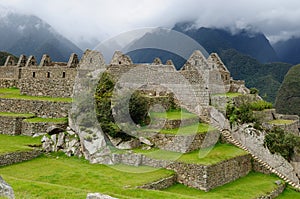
[0, 176, 14, 199]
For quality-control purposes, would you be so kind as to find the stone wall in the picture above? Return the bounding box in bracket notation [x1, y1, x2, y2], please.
[19, 67, 77, 97]
[0, 115, 33, 135]
[21, 121, 67, 136]
[0, 98, 70, 118]
[0, 66, 19, 79]
[0, 150, 42, 166]
[111, 152, 251, 191]
[0, 79, 18, 88]
[137, 175, 177, 190]
[148, 130, 219, 153]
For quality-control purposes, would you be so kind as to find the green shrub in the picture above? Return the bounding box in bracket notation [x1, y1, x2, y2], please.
[250, 100, 273, 111]
[264, 127, 300, 161]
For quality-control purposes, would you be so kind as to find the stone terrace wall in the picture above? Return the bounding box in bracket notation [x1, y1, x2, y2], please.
[0, 79, 18, 88]
[148, 130, 219, 153]
[0, 150, 42, 166]
[21, 121, 68, 136]
[0, 115, 34, 135]
[112, 152, 251, 191]
[0, 98, 70, 118]
[19, 68, 77, 97]
[205, 154, 252, 190]
[0, 66, 20, 79]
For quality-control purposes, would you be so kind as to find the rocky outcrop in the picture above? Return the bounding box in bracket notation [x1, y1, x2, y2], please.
[41, 127, 82, 157]
[0, 176, 14, 199]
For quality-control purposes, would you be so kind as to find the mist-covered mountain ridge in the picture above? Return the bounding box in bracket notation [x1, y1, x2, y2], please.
[0, 12, 82, 62]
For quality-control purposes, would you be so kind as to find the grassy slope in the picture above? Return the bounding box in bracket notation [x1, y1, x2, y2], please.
[0, 88, 72, 102]
[0, 153, 287, 199]
[0, 134, 41, 154]
[0, 112, 35, 118]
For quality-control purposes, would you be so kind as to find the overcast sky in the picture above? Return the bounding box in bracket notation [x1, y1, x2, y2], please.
[1, 0, 300, 46]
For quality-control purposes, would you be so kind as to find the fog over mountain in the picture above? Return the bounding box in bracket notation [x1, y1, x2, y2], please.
[0, 13, 82, 61]
[1, 0, 300, 49]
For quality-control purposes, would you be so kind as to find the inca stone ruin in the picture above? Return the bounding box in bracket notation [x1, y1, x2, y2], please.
[0, 49, 299, 195]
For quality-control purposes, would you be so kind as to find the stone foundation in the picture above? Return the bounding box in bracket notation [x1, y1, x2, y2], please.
[111, 152, 252, 191]
[0, 150, 42, 166]
[0, 115, 33, 135]
[148, 130, 219, 153]
[0, 79, 18, 88]
[21, 121, 67, 136]
[137, 175, 177, 190]
[0, 98, 71, 118]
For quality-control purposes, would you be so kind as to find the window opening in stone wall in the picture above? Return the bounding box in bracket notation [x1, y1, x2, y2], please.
[47, 72, 50, 78]
[62, 71, 66, 78]
[195, 60, 199, 65]
[32, 72, 36, 78]
[90, 58, 93, 63]
[119, 61, 122, 64]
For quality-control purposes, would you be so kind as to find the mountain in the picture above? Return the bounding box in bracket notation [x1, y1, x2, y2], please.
[273, 37, 300, 65]
[219, 49, 292, 103]
[173, 22, 279, 63]
[0, 13, 82, 62]
[275, 64, 300, 116]
[0, 51, 18, 65]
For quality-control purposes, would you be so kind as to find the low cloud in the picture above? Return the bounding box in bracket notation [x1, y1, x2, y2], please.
[1, 0, 300, 46]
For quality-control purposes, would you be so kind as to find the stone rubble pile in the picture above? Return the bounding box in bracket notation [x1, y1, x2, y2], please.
[41, 126, 83, 157]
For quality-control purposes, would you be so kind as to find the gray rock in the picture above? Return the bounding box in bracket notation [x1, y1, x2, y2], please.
[275, 180, 282, 185]
[0, 176, 15, 199]
[46, 125, 64, 135]
[139, 137, 153, 146]
[86, 193, 117, 199]
[116, 139, 140, 150]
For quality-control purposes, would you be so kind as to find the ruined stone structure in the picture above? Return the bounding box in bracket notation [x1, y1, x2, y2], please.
[1, 49, 299, 193]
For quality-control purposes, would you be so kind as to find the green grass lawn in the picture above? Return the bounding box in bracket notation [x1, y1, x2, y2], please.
[0, 88, 72, 102]
[268, 119, 295, 125]
[134, 143, 248, 165]
[0, 112, 35, 118]
[149, 110, 198, 120]
[24, 117, 68, 123]
[0, 152, 288, 199]
[0, 134, 41, 154]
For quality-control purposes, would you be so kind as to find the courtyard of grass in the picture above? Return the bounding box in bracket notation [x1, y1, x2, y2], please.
[0, 87, 72, 102]
[0, 153, 287, 199]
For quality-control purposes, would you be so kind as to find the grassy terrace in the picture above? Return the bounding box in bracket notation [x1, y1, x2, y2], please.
[24, 117, 68, 123]
[0, 88, 72, 102]
[268, 119, 295, 125]
[212, 92, 242, 98]
[149, 110, 198, 120]
[134, 143, 248, 165]
[0, 112, 35, 118]
[0, 153, 286, 199]
[0, 134, 41, 155]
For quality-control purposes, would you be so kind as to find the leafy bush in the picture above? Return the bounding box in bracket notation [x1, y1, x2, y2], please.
[226, 101, 257, 127]
[95, 72, 130, 140]
[249, 100, 273, 111]
[264, 127, 300, 161]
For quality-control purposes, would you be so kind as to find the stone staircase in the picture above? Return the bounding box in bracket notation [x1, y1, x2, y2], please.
[216, 126, 300, 190]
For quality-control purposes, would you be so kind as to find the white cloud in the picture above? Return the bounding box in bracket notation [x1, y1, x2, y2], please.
[1, 0, 300, 46]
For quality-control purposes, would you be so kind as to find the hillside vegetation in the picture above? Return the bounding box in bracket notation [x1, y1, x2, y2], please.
[275, 64, 300, 116]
